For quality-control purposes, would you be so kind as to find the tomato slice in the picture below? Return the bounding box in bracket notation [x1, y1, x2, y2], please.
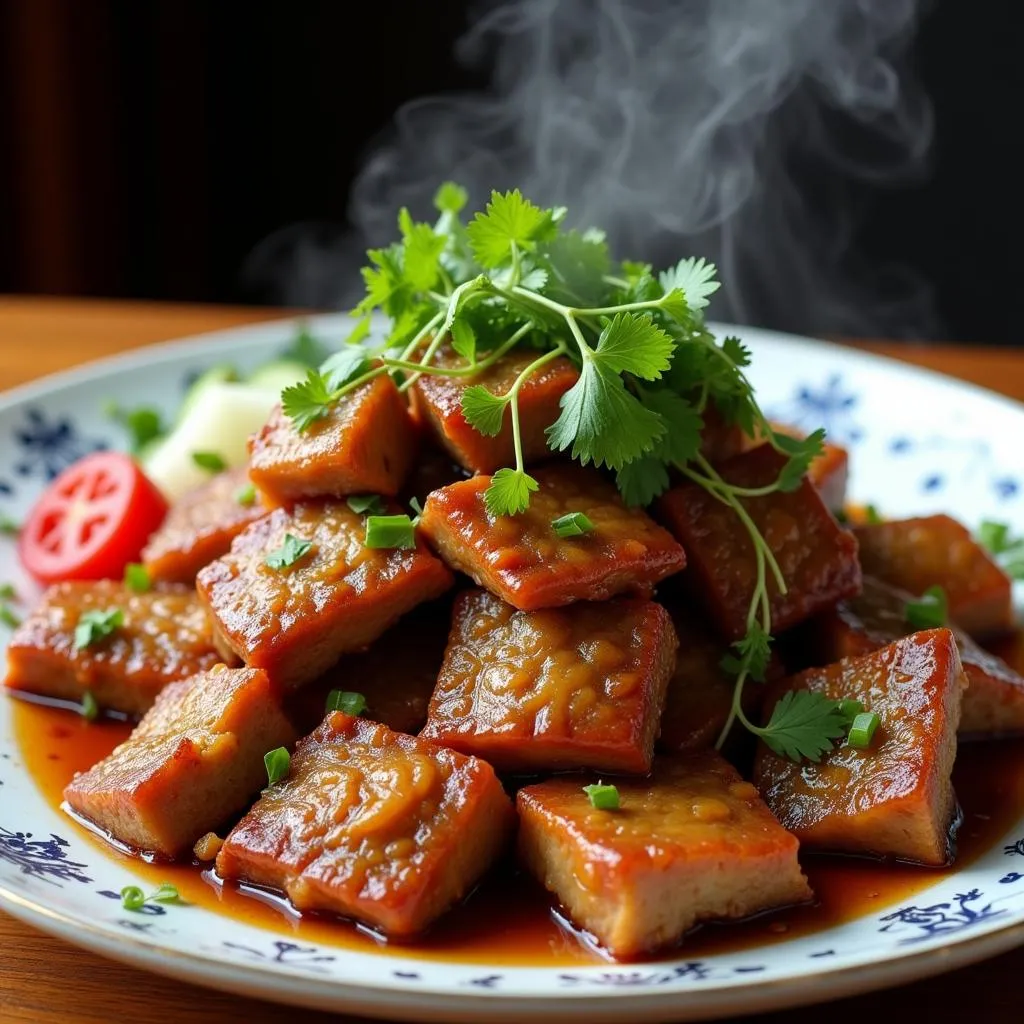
[18, 452, 169, 586]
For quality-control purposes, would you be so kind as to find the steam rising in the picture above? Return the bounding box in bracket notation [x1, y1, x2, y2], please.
[249, 0, 937, 337]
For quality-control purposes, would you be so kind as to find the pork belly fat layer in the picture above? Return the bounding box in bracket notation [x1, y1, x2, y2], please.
[248, 374, 417, 506]
[419, 464, 686, 611]
[63, 665, 295, 858]
[216, 713, 515, 937]
[657, 443, 861, 640]
[421, 590, 677, 773]
[410, 344, 579, 473]
[517, 750, 812, 959]
[142, 467, 268, 583]
[196, 501, 453, 688]
[853, 514, 1014, 639]
[754, 628, 965, 866]
[3, 580, 222, 716]
[816, 575, 1024, 739]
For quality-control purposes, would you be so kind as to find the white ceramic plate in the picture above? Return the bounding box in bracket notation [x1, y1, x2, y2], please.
[2, 316, 1024, 1023]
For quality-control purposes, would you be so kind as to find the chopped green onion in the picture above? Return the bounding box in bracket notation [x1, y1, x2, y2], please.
[120, 885, 146, 911]
[979, 519, 1012, 555]
[551, 512, 595, 538]
[904, 585, 947, 630]
[123, 563, 151, 593]
[0, 516, 19, 537]
[346, 494, 386, 516]
[583, 782, 620, 810]
[864, 504, 883, 524]
[326, 690, 367, 716]
[234, 483, 257, 507]
[364, 514, 417, 550]
[838, 698, 864, 723]
[847, 711, 881, 749]
[408, 496, 424, 518]
[264, 746, 291, 786]
[264, 533, 313, 570]
[81, 692, 100, 721]
[74, 608, 124, 650]
[149, 882, 181, 903]
[192, 451, 227, 473]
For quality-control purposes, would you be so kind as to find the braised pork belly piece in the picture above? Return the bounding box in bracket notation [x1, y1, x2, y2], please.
[657, 443, 860, 640]
[248, 375, 417, 506]
[853, 514, 1014, 639]
[410, 344, 579, 473]
[421, 590, 677, 774]
[813, 575, 1024, 738]
[4, 580, 222, 716]
[293, 599, 453, 736]
[196, 501, 453, 689]
[419, 464, 686, 611]
[657, 600, 784, 754]
[141, 467, 267, 583]
[216, 712, 514, 937]
[754, 628, 965, 866]
[63, 665, 295, 858]
[517, 750, 812, 959]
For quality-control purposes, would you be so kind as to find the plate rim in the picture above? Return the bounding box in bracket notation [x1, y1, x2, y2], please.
[3, 315, 1024, 1020]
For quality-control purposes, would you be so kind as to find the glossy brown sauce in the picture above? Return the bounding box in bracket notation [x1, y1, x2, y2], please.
[14, 695, 1024, 966]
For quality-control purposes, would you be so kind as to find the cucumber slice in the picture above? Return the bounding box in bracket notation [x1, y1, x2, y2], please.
[246, 359, 309, 393]
[176, 364, 241, 425]
[143, 380, 278, 501]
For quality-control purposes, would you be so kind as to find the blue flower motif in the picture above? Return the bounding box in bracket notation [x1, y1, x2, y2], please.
[878, 889, 1006, 943]
[219, 940, 337, 974]
[0, 828, 92, 885]
[11, 408, 104, 483]
[922, 473, 944, 493]
[1000, 872, 1024, 885]
[1003, 838, 1024, 857]
[994, 477, 1019, 500]
[559, 963, 711, 986]
[766, 375, 864, 446]
[889, 437, 913, 454]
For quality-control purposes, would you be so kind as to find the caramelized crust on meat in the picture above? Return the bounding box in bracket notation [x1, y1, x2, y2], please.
[248, 375, 417, 506]
[421, 590, 677, 773]
[419, 464, 686, 611]
[410, 344, 578, 473]
[63, 665, 295, 858]
[517, 751, 812, 959]
[853, 514, 1013, 639]
[657, 443, 861, 640]
[754, 628, 965, 865]
[216, 713, 515, 937]
[196, 502, 453, 689]
[142, 467, 267, 583]
[293, 599, 453, 736]
[4, 581, 222, 716]
[658, 600, 784, 753]
[814, 576, 1024, 738]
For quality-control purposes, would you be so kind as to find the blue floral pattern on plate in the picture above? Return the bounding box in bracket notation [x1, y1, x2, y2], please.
[2, 318, 1024, 1020]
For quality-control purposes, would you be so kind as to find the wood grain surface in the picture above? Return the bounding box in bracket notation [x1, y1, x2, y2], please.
[2, 298, 1023, 1024]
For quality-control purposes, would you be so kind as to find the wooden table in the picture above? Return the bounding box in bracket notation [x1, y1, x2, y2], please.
[2, 296, 1023, 1023]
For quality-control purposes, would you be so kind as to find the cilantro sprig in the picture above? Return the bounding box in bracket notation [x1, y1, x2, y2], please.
[280, 184, 830, 762]
[978, 520, 1024, 580]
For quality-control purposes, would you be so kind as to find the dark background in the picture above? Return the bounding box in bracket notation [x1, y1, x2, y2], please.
[0, 1, 1018, 343]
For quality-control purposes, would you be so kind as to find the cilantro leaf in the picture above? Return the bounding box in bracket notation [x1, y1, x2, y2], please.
[905, 585, 947, 630]
[321, 349, 372, 391]
[546, 360, 665, 470]
[484, 468, 539, 518]
[192, 451, 227, 473]
[659, 256, 720, 311]
[281, 370, 336, 432]
[720, 621, 773, 683]
[461, 386, 508, 437]
[326, 689, 367, 716]
[398, 207, 446, 292]
[74, 608, 124, 650]
[538, 229, 611, 306]
[105, 404, 165, 454]
[265, 534, 313, 570]
[593, 313, 674, 380]
[280, 324, 329, 368]
[642, 388, 703, 467]
[434, 181, 468, 215]
[467, 189, 549, 268]
[616, 456, 671, 508]
[759, 690, 850, 763]
[347, 494, 386, 516]
[450, 317, 477, 363]
[773, 428, 826, 492]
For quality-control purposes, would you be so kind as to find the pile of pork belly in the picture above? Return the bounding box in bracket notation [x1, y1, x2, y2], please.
[6, 347, 1022, 959]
